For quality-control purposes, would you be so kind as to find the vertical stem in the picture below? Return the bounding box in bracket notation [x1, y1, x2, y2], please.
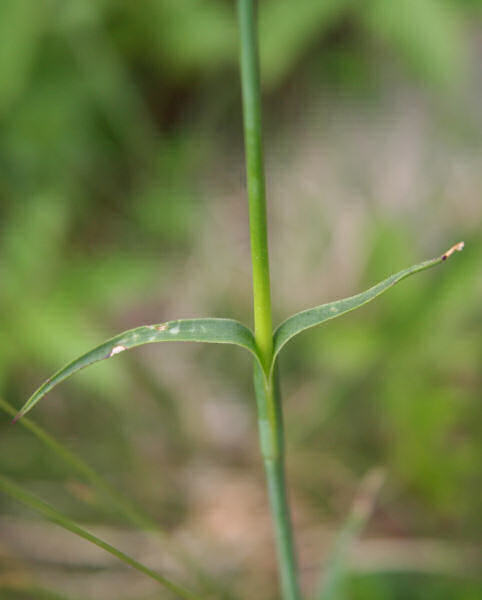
[254, 364, 302, 600]
[237, 1, 301, 598]
[237, 0, 272, 370]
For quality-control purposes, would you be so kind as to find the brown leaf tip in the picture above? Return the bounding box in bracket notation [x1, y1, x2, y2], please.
[442, 241, 464, 261]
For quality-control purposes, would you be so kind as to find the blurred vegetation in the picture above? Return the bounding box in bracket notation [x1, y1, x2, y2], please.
[0, 1, 481, 599]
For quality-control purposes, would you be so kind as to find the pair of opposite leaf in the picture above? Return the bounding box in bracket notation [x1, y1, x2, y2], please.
[14, 242, 464, 422]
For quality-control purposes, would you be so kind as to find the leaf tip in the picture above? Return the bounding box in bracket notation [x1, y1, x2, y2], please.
[441, 241, 464, 261]
[11, 412, 23, 425]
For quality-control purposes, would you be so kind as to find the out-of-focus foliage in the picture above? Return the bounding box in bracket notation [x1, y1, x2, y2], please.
[0, 1, 480, 599]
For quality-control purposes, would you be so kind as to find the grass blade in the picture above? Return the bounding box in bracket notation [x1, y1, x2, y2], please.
[1, 397, 164, 532]
[316, 469, 385, 600]
[15, 318, 260, 420]
[0, 475, 204, 600]
[0, 583, 84, 600]
[0, 397, 241, 597]
[272, 243, 464, 373]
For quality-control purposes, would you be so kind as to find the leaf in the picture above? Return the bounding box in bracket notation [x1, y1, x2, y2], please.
[0, 396, 219, 590]
[0, 583, 81, 600]
[0, 397, 160, 532]
[16, 244, 464, 419]
[271, 243, 464, 374]
[0, 475, 203, 600]
[316, 469, 385, 599]
[15, 318, 260, 420]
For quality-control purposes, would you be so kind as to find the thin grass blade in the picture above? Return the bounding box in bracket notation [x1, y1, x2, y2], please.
[0, 397, 241, 597]
[15, 318, 260, 420]
[316, 469, 385, 600]
[0, 583, 83, 600]
[272, 243, 464, 374]
[1, 397, 163, 532]
[0, 475, 204, 600]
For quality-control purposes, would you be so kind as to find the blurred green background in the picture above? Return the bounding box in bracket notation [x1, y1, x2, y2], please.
[0, 1, 481, 599]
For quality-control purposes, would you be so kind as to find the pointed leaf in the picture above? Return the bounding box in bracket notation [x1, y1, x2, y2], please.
[0, 475, 203, 600]
[16, 318, 260, 420]
[272, 243, 464, 373]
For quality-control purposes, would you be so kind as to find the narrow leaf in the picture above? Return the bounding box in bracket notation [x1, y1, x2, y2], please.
[272, 243, 464, 373]
[0, 398, 238, 595]
[1, 397, 162, 532]
[316, 469, 385, 600]
[0, 583, 83, 600]
[15, 318, 260, 420]
[0, 475, 203, 600]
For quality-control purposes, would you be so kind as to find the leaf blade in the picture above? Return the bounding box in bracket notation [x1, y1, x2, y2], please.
[272, 244, 464, 372]
[0, 475, 203, 600]
[0, 396, 221, 589]
[316, 469, 385, 599]
[16, 318, 259, 420]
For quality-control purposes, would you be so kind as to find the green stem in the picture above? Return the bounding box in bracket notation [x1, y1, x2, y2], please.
[237, 0, 272, 370]
[237, 1, 301, 597]
[254, 365, 301, 600]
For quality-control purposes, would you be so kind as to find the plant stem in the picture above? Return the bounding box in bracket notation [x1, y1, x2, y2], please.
[237, 1, 301, 598]
[254, 364, 302, 600]
[237, 0, 272, 371]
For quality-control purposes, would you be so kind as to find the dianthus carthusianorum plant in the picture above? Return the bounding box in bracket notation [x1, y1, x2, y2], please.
[1, 1, 464, 599]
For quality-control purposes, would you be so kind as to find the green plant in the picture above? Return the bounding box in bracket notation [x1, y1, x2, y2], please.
[1, 2, 465, 599]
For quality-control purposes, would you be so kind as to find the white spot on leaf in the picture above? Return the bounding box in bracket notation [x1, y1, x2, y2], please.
[109, 345, 127, 357]
[169, 324, 180, 335]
